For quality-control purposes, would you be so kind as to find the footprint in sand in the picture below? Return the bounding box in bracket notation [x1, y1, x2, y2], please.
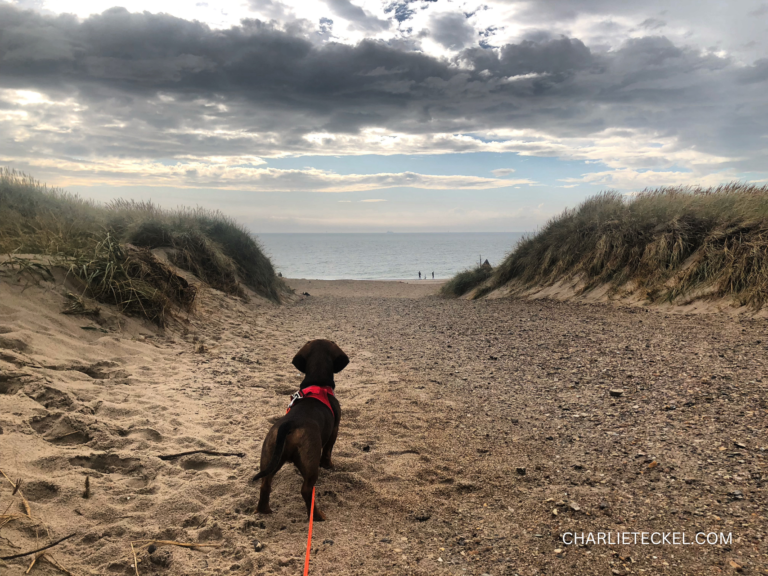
[378, 450, 422, 479]
[0, 377, 25, 395]
[0, 369, 41, 395]
[30, 413, 92, 445]
[120, 427, 164, 442]
[69, 453, 149, 488]
[177, 457, 228, 471]
[27, 385, 76, 410]
[21, 480, 60, 502]
[69, 453, 141, 471]
[165, 454, 242, 483]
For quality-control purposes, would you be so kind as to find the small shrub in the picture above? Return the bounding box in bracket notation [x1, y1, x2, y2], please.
[440, 265, 493, 298]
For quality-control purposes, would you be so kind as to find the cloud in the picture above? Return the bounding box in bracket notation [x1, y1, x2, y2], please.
[0, 2, 766, 188]
[360, 198, 386, 202]
[324, 0, 390, 31]
[491, 168, 516, 177]
[639, 17, 666, 30]
[560, 168, 741, 190]
[0, 154, 534, 191]
[429, 12, 476, 50]
[736, 58, 768, 84]
[248, 0, 297, 22]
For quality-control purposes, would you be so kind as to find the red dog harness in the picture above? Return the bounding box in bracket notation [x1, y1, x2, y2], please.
[286, 385, 335, 418]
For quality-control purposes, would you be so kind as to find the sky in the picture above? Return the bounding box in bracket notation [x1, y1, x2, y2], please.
[1, 0, 767, 232]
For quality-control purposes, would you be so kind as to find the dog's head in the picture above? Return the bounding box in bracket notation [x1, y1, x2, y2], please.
[292, 339, 349, 383]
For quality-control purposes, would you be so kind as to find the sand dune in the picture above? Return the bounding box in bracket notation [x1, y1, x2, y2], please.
[1, 269, 766, 575]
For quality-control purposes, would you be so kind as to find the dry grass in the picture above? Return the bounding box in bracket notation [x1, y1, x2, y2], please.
[107, 199, 283, 301]
[0, 168, 285, 323]
[65, 234, 197, 327]
[439, 265, 493, 297]
[471, 183, 768, 307]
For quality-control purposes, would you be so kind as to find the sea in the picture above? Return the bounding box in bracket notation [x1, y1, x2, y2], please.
[256, 233, 526, 280]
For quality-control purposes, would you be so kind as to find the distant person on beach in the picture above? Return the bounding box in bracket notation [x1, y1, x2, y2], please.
[418, 271, 421, 279]
[432, 272, 434, 279]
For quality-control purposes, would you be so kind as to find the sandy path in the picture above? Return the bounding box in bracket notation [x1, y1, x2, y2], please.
[1, 274, 766, 575]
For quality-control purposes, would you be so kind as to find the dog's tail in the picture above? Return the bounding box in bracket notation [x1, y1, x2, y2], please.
[252, 421, 295, 482]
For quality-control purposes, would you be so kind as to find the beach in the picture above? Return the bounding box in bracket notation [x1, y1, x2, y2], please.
[1, 273, 766, 575]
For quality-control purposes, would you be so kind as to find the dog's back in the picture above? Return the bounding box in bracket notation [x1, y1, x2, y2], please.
[252, 339, 348, 521]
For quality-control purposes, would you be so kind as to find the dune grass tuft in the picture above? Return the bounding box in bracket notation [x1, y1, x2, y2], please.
[0, 168, 284, 324]
[462, 183, 768, 308]
[65, 234, 198, 326]
[440, 265, 493, 298]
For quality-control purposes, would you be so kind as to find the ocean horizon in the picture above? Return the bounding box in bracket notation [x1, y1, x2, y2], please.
[256, 232, 527, 280]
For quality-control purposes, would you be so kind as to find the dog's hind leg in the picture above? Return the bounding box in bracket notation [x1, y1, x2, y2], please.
[257, 475, 274, 514]
[320, 425, 338, 470]
[296, 436, 326, 521]
[300, 470, 325, 522]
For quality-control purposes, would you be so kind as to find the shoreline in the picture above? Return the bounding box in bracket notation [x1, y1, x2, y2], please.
[286, 277, 446, 283]
[285, 277, 446, 298]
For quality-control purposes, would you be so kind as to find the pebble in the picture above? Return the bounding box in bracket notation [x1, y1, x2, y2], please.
[609, 389, 624, 397]
[516, 467, 526, 475]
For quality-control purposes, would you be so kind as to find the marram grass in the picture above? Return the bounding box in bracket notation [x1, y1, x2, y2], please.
[440, 265, 493, 298]
[446, 184, 768, 308]
[0, 168, 284, 324]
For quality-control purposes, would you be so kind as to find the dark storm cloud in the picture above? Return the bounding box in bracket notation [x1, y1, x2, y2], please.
[737, 58, 768, 84]
[429, 12, 475, 50]
[0, 3, 765, 171]
[462, 37, 595, 79]
[639, 17, 666, 30]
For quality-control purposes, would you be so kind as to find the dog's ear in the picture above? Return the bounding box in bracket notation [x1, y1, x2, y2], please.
[292, 352, 307, 373]
[331, 343, 349, 373]
[292, 342, 311, 373]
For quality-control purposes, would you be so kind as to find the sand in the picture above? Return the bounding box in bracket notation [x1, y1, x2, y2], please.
[1, 269, 766, 575]
[287, 279, 445, 299]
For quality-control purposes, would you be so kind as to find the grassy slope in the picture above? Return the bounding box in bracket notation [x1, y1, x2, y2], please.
[0, 169, 284, 322]
[439, 265, 493, 297]
[447, 184, 768, 308]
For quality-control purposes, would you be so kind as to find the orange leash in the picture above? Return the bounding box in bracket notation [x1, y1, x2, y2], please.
[303, 487, 316, 576]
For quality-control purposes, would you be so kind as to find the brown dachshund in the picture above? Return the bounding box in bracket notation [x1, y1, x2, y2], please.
[252, 339, 349, 521]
